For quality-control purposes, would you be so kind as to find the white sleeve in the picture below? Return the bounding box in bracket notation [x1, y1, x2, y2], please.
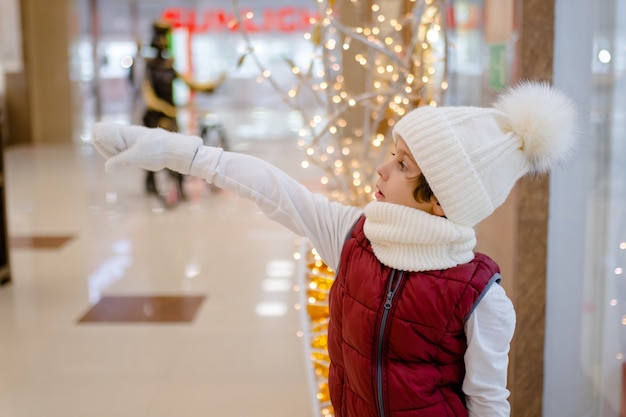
[463, 283, 516, 417]
[189, 146, 363, 271]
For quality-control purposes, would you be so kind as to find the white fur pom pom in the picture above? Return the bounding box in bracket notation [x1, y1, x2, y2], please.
[495, 81, 579, 174]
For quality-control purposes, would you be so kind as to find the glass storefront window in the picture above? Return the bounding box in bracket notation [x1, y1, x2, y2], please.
[444, 0, 518, 106]
[584, 1, 626, 414]
[590, 0, 626, 413]
[72, 0, 319, 140]
[548, 1, 625, 416]
[72, 0, 522, 140]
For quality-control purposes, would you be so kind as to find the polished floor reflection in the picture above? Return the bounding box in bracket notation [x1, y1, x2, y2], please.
[0, 128, 321, 416]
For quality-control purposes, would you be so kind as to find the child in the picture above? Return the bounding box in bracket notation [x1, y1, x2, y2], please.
[92, 81, 579, 417]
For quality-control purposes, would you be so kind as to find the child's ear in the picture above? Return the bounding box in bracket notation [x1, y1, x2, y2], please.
[432, 199, 446, 217]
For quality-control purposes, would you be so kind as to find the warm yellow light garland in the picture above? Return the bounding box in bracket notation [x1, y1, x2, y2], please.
[233, 1, 448, 415]
[233, 0, 447, 206]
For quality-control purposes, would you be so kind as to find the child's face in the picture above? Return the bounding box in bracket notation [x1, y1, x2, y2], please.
[375, 137, 442, 216]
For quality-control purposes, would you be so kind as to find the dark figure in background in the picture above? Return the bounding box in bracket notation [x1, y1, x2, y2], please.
[142, 20, 226, 197]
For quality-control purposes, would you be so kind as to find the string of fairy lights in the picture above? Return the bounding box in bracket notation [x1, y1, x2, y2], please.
[229, 1, 449, 416]
[232, 0, 448, 205]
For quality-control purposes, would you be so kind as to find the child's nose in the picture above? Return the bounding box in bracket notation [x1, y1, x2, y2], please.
[376, 162, 386, 179]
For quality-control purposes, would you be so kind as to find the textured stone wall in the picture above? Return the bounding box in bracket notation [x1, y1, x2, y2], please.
[475, 1, 555, 416]
[511, 0, 555, 416]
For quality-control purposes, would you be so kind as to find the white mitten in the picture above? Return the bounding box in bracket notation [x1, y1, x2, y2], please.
[92, 122, 203, 174]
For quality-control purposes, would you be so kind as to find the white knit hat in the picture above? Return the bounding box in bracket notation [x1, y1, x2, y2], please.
[392, 81, 579, 227]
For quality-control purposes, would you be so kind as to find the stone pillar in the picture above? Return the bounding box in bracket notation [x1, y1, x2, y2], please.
[476, 1, 556, 416]
[511, 2, 555, 416]
[16, 0, 74, 144]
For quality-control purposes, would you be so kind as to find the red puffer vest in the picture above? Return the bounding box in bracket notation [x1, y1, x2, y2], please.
[328, 216, 500, 417]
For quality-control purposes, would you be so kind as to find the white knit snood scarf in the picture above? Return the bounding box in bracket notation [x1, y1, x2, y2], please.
[363, 201, 476, 272]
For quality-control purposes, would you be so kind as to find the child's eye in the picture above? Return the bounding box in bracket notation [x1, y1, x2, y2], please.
[390, 152, 408, 171]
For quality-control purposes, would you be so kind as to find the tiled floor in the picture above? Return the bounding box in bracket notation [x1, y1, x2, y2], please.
[0, 111, 324, 417]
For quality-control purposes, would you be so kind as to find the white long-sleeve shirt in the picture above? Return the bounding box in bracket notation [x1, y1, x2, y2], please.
[189, 146, 516, 417]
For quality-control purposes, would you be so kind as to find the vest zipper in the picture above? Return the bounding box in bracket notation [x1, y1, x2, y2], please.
[376, 270, 405, 417]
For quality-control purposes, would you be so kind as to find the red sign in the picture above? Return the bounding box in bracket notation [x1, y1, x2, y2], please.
[162, 7, 318, 34]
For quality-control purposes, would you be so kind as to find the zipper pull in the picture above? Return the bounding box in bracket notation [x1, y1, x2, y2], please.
[384, 293, 393, 309]
[384, 271, 404, 310]
[384, 270, 396, 310]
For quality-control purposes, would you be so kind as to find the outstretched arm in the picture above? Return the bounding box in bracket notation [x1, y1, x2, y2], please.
[91, 122, 361, 270]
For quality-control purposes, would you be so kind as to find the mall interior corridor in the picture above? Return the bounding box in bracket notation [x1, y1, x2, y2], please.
[0, 111, 321, 417]
[1, 0, 625, 416]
